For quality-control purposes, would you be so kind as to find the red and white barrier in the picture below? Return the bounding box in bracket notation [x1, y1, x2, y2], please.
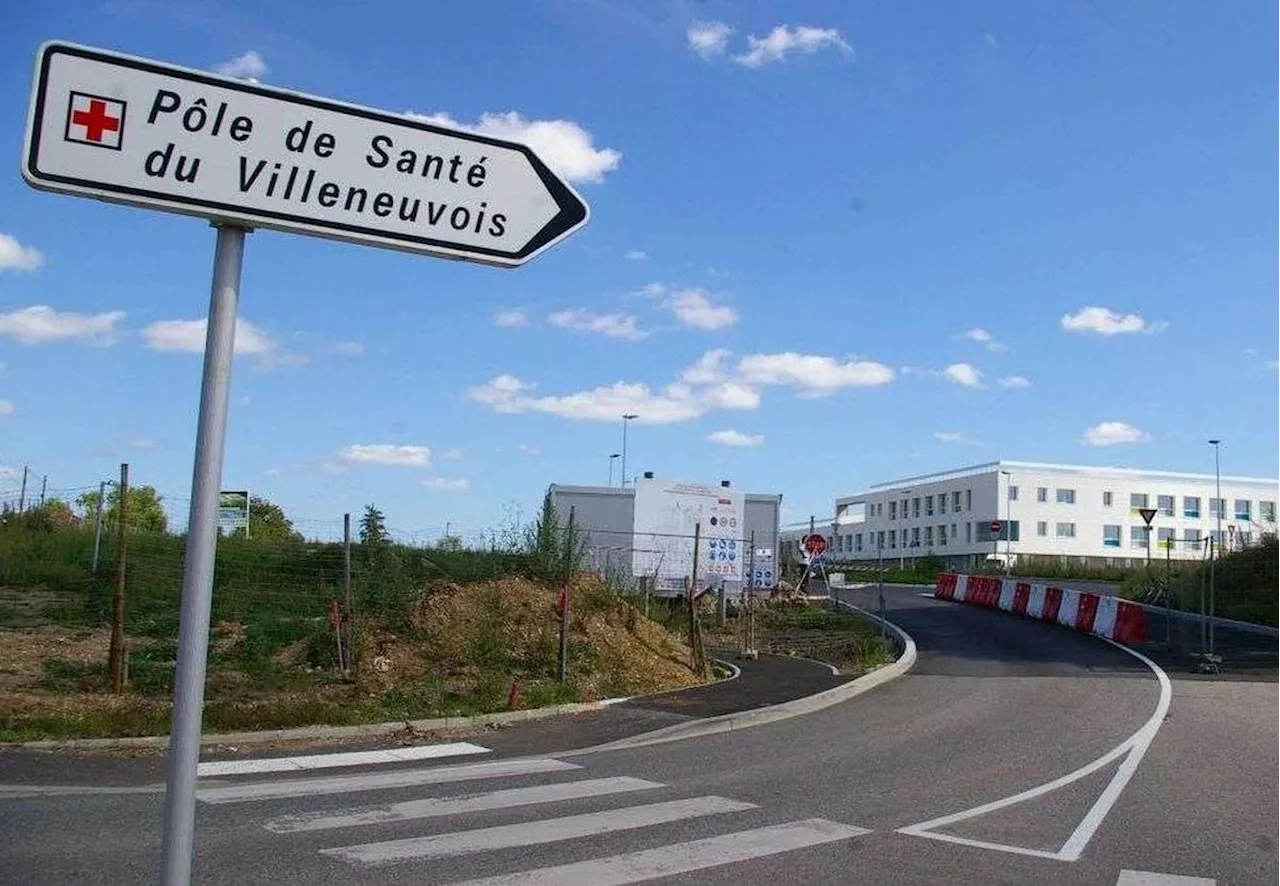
[933, 572, 1148, 647]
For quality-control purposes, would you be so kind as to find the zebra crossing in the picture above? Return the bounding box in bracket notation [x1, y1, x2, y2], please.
[197, 748, 871, 883]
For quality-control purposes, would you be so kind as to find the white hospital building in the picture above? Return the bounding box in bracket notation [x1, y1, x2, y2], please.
[790, 461, 1279, 572]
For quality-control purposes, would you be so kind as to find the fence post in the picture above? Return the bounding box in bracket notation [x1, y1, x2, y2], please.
[558, 585, 571, 683]
[342, 512, 353, 671]
[108, 462, 129, 693]
[91, 480, 107, 579]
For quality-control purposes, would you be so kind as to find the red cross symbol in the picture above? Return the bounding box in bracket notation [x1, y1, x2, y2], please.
[65, 92, 126, 150]
[73, 99, 120, 142]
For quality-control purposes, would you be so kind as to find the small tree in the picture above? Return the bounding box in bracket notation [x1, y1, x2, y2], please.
[231, 495, 302, 542]
[359, 504, 388, 546]
[76, 484, 168, 534]
[523, 496, 586, 583]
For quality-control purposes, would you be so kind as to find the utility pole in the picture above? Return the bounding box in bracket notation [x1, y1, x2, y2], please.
[620, 414, 637, 487]
[1000, 470, 1013, 574]
[108, 462, 129, 692]
[18, 465, 28, 513]
[91, 480, 110, 578]
[608, 453, 620, 487]
[39, 475, 47, 509]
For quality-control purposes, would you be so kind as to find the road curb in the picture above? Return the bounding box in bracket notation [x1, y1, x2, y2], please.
[9, 661, 744, 753]
[561, 602, 917, 757]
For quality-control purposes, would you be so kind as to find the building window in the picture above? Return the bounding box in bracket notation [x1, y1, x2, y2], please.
[1236, 531, 1253, 549]
[1131, 526, 1148, 548]
[939, 525, 947, 546]
[924, 526, 934, 547]
[1037, 521, 1047, 537]
[1157, 495, 1174, 517]
[1209, 498, 1225, 519]
[965, 522, 972, 543]
[1036, 487, 1048, 503]
[1103, 525, 1122, 547]
[1261, 501, 1276, 524]
[901, 499, 908, 519]
[952, 491, 962, 512]
[1210, 529, 1225, 550]
[1103, 490, 1113, 507]
[889, 529, 896, 549]
[1157, 527, 1174, 550]
[1008, 485, 1019, 502]
[855, 533, 862, 552]
[1183, 496, 1200, 518]
[877, 531, 885, 549]
[910, 528, 919, 547]
[965, 489, 972, 510]
[1130, 493, 1148, 511]
[1183, 528, 1201, 551]
[1056, 488, 1076, 504]
[1234, 499, 1251, 521]
[913, 498, 920, 518]
[889, 501, 896, 520]
[925, 495, 934, 516]
[952, 523, 958, 542]
[940, 495, 948, 515]
[1055, 522, 1076, 538]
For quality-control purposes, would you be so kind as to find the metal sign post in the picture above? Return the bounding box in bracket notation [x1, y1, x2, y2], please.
[23, 40, 590, 886]
[159, 224, 245, 885]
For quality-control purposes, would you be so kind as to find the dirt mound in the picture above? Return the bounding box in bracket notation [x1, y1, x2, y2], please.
[354, 575, 703, 702]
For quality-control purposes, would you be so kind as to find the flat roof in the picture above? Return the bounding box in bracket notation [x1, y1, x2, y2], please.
[835, 459, 1278, 499]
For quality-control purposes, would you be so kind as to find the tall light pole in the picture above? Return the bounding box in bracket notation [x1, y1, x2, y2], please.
[607, 453, 620, 487]
[620, 414, 638, 487]
[1000, 470, 1013, 575]
[1208, 438, 1221, 656]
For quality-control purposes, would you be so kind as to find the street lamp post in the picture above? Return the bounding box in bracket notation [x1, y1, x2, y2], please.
[607, 453, 620, 487]
[1208, 439, 1221, 656]
[620, 414, 638, 487]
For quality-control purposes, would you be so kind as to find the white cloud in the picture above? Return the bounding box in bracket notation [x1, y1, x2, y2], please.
[422, 477, 469, 492]
[0, 305, 125, 345]
[669, 289, 739, 330]
[214, 50, 267, 81]
[624, 249, 647, 261]
[494, 309, 529, 328]
[737, 352, 894, 397]
[338, 444, 432, 467]
[942, 362, 983, 388]
[688, 21, 733, 58]
[0, 398, 14, 417]
[468, 376, 705, 423]
[517, 443, 542, 456]
[960, 328, 1006, 351]
[439, 447, 464, 461]
[702, 381, 761, 410]
[707, 429, 763, 447]
[997, 375, 1031, 389]
[934, 431, 966, 443]
[330, 340, 364, 356]
[143, 317, 276, 356]
[1081, 421, 1151, 447]
[130, 438, 157, 450]
[408, 112, 620, 184]
[548, 308, 647, 340]
[733, 25, 852, 68]
[1061, 306, 1162, 336]
[0, 233, 43, 271]
[681, 348, 731, 385]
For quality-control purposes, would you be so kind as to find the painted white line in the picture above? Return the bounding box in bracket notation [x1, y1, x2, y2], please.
[897, 638, 1173, 862]
[197, 757, 578, 805]
[917, 592, 936, 598]
[450, 818, 871, 886]
[1116, 871, 1215, 885]
[321, 796, 755, 865]
[197, 741, 489, 777]
[264, 776, 663, 833]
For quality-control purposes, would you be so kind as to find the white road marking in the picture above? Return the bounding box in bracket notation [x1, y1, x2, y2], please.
[197, 757, 578, 804]
[321, 796, 756, 865]
[197, 742, 489, 777]
[264, 776, 663, 833]
[897, 639, 1173, 862]
[449, 818, 871, 886]
[1116, 871, 1216, 885]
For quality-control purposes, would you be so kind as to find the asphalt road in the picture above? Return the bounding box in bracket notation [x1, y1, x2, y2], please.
[1, 587, 1274, 885]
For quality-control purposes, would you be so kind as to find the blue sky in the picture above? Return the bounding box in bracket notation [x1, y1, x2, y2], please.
[2, 0, 1276, 541]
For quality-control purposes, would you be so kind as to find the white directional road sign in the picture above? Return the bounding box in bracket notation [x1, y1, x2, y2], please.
[23, 42, 589, 266]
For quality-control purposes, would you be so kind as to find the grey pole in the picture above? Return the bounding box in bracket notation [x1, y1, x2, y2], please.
[1001, 471, 1013, 574]
[1209, 440, 1221, 656]
[160, 224, 247, 886]
[620, 414, 637, 487]
[91, 480, 107, 577]
[18, 465, 27, 513]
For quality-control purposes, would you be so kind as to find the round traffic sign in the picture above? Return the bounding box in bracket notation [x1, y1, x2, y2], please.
[803, 534, 828, 556]
[989, 520, 1003, 534]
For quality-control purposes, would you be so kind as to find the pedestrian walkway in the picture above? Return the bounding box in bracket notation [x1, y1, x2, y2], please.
[198, 748, 872, 882]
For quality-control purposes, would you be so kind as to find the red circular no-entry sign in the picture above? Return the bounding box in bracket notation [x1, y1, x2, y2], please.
[803, 534, 828, 556]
